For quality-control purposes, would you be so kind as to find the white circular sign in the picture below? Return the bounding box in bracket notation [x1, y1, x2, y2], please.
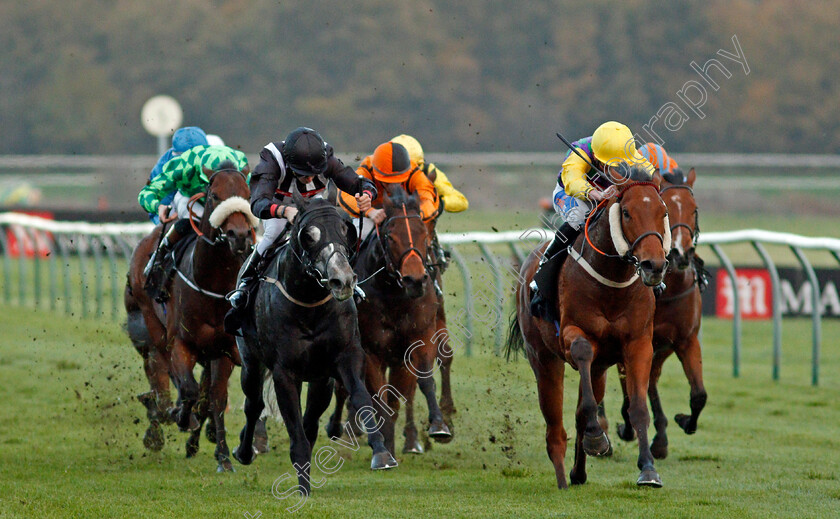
[141, 95, 183, 137]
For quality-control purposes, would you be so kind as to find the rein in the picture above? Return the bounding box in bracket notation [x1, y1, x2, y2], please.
[583, 181, 666, 263]
[374, 203, 427, 286]
[187, 168, 257, 246]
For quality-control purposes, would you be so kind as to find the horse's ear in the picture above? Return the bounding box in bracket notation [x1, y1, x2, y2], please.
[651, 169, 663, 189]
[242, 164, 251, 177]
[687, 167, 696, 187]
[291, 181, 307, 210]
[202, 166, 214, 179]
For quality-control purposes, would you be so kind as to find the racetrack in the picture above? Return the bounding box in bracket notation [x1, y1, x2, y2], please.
[2, 302, 839, 518]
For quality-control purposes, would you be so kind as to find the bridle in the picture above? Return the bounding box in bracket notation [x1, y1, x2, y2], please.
[374, 203, 427, 288]
[187, 168, 256, 247]
[660, 184, 700, 250]
[289, 205, 350, 288]
[584, 181, 669, 268]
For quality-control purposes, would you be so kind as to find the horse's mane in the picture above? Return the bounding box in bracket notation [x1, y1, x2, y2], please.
[611, 162, 654, 184]
[216, 159, 238, 172]
[384, 186, 421, 214]
[662, 169, 688, 185]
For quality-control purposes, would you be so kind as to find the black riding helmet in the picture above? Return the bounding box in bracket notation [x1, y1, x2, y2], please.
[282, 127, 328, 177]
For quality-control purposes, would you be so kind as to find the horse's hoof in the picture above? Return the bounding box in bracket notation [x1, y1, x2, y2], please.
[142, 422, 164, 451]
[217, 459, 236, 473]
[370, 451, 398, 470]
[253, 435, 270, 455]
[402, 440, 424, 455]
[428, 421, 452, 441]
[582, 432, 611, 457]
[616, 422, 636, 442]
[233, 446, 254, 466]
[186, 435, 199, 458]
[569, 469, 587, 486]
[325, 423, 342, 441]
[651, 438, 668, 460]
[637, 468, 663, 487]
[674, 413, 697, 435]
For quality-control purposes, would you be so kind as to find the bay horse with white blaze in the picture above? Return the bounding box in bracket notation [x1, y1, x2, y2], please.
[233, 190, 397, 496]
[125, 162, 256, 471]
[507, 165, 670, 488]
[614, 167, 707, 458]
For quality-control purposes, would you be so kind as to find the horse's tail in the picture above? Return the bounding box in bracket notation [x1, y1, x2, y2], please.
[504, 309, 525, 361]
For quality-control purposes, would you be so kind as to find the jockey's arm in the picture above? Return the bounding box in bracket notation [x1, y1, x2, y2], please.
[410, 170, 441, 221]
[430, 165, 469, 212]
[337, 163, 376, 218]
[138, 155, 184, 214]
[248, 149, 283, 219]
[560, 151, 595, 201]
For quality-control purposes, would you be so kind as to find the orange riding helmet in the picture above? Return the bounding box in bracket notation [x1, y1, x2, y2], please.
[371, 142, 413, 184]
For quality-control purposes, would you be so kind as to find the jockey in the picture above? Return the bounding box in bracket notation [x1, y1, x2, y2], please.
[338, 140, 441, 241]
[530, 121, 655, 320]
[390, 134, 469, 213]
[146, 126, 208, 224]
[389, 134, 467, 280]
[139, 144, 249, 302]
[225, 127, 376, 311]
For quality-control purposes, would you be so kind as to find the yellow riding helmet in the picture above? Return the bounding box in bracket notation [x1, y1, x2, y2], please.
[390, 134, 424, 166]
[591, 121, 649, 171]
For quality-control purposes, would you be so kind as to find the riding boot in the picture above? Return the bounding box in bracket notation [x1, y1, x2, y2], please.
[529, 222, 581, 321]
[224, 250, 264, 336]
[144, 220, 187, 303]
[227, 250, 264, 310]
[693, 253, 710, 293]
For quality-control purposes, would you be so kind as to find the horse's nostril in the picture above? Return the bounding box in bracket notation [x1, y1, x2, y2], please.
[328, 279, 342, 290]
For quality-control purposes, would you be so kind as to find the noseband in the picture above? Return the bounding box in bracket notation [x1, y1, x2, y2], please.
[584, 181, 668, 267]
[188, 168, 255, 247]
[375, 203, 427, 287]
[660, 184, 699, 249]
[290, 206, 350, 288]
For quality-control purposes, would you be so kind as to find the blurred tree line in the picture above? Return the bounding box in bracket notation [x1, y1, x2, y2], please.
[1, 0, 837, 155]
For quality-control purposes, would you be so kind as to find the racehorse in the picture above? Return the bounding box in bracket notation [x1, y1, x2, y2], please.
[506, 165, 670, 489]
[326, 187, 451, 456]
[125, 162, 256, 471]
[233, 189, 397, 495]
[614, 167, 707, 458]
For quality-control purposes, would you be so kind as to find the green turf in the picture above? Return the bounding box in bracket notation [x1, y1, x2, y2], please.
[1, 303, 838, 518]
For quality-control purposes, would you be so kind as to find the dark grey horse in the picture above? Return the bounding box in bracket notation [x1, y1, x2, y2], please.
[233, 191, 397, 495]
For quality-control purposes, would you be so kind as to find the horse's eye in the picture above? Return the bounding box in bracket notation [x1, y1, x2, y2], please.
[622, 208, 630, 219]
[210, 193, 219, 201]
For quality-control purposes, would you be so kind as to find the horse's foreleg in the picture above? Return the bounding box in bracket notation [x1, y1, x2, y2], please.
[186, 366, 211, 458]
[410, 343, 451, 441]
[270, 368, 315, 495]
[674, 334, 707, 435]
[436, 306, 457, 422]
[533, 354, 569, 489]
[233, 348, 264, 467]
[648, 348, 673, 459]
[303, 378, 334, 447]
[592, 369, 611, 456]
[325, 381, 348, 440]
[567, 332, 608, 486]
[388, 366, 421, 454]
[168, 337, 200, 433]
[624, 338, 662, 487]
[336, 351, 397, 471]
[210, 356, 235, 472]
[616, 363, 636, 441]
